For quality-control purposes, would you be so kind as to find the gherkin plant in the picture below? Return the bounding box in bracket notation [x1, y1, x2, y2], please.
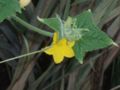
[0, 0, 120, 90]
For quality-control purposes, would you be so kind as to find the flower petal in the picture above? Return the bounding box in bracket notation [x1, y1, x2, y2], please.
[53, 32, 58, 44]
[53, 53, 64, 64]
[64, 47, 74, 58]
[44, 47, 54, 55]
[67, 41, 75, 47]
[58, 38, 67, 46]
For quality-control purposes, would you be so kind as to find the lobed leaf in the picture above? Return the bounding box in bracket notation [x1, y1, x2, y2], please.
[0, 0, 21, 22]
[73, 10, 115, 63]
[37, 17, 62, 32]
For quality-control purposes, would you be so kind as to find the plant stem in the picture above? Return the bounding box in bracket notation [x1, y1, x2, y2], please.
[12, 16, 53, 37]
[0, 48, 45, 64]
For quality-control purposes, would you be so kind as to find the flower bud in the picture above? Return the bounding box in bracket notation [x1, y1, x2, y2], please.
[64, 17, 89, 41]
[19, 0, 31, 8]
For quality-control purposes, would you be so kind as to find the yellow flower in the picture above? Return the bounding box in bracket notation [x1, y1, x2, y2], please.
[44, 32, 75, 64]
[19, 0, 31, 8]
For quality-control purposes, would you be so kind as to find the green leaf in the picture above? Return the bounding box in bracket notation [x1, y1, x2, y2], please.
[0, 0, 21, 22]
[73, 44, 85, 64]
[37, 17, 62, 32]
[73, 10, 115, 63]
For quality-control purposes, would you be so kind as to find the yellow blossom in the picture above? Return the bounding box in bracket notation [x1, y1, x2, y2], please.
[19, 0, 31, 8]
[44, 32, 75, 64]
